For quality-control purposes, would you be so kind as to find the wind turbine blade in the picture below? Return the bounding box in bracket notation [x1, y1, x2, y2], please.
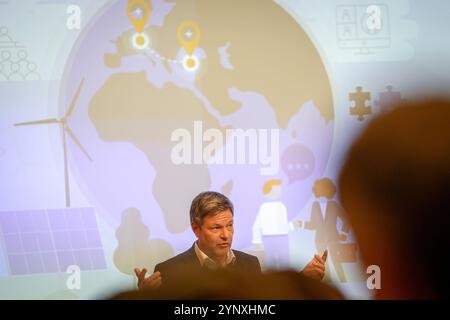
[14, 118, 59, 126]
[65, 125, 93, 162]
[65, 79, 85, 119]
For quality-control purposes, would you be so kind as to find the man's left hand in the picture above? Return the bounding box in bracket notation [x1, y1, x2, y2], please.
[301, 249, 328, 281]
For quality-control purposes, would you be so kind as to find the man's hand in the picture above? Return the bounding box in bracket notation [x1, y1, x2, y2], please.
[301, 249, 328, 281]
[134, 268, 162, 289]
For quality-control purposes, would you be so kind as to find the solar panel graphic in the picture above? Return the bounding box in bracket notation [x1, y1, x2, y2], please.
[0, 208, 106, 275]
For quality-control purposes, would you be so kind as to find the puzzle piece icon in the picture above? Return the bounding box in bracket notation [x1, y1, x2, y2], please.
[349, 86, 372, 121]
[375, 85, 404, 112]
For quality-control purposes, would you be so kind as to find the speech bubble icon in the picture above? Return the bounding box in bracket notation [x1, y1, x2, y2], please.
[281, 144, 315, 183]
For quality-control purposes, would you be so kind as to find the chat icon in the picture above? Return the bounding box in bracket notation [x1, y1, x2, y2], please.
[281, 144, 315, 183]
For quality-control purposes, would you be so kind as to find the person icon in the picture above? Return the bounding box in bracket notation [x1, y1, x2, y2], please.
[341, 9, 351, 22]
[17, 49, 28, 71]
[8, 62, 24, 80]
[303, 178, 357, 282]
[342, 26, 353, 39]
[1, 50, 12, 76]
[252, 179, 300, 270]
[17, 50, 27, 61]
[1, 50, 11, 61]
[25, 61, 40, 80]
[0, 26, 14, 45]
[0, 62, 6, 80]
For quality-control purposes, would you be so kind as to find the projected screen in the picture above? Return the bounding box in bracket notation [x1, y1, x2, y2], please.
[0, 0, 448, 300]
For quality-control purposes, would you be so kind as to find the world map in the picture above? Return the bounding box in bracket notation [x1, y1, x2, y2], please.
[60, 0, 334, 255]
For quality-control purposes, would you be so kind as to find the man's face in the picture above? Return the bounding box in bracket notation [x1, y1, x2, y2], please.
[192, 209, 234, 262]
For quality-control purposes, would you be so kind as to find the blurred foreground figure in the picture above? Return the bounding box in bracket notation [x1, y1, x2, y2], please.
[113, 267, 343, 300]
[339, 99, 450, 299]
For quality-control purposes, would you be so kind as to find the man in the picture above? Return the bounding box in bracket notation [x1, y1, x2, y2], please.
[135, 191, 327, 289]
[339, 99, 450, 299]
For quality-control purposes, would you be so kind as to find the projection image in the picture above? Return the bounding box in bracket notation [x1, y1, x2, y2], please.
[0, 0, 448, 299]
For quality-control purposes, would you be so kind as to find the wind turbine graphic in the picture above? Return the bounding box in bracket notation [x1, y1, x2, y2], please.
[14, 79, 92, 207]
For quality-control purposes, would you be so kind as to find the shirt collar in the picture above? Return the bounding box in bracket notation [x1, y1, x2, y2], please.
[194, 241, 236, 270]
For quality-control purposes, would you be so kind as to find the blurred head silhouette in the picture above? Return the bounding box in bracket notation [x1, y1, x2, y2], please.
[113, 268, 343, 300]
[339, 99, 450, 299]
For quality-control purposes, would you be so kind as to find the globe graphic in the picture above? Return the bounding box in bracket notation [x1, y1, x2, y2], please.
[59, 0, 334, 254]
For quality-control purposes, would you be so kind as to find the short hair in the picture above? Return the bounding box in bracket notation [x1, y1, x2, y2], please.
[312, 178, 336, 199]
[263, 179, 281, 195]
[190, 191, 234, 226]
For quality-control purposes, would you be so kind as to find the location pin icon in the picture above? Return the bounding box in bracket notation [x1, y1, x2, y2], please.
[177, 22, 201, 56]
[127, 0, 151, 33]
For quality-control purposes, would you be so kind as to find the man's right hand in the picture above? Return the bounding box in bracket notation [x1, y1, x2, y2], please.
[134, 268, 162, 289]
[301, 250, 328, 281]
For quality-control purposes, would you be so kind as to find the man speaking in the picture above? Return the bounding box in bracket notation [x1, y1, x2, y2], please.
[134, 191, 327, 289]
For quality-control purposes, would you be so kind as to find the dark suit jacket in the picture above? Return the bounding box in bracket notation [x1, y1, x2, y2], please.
[154, 243, 261, 288]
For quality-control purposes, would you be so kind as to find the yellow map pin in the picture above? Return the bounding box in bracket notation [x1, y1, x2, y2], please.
[177, 22, 201, 56]
[127, 0, 151, 34]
